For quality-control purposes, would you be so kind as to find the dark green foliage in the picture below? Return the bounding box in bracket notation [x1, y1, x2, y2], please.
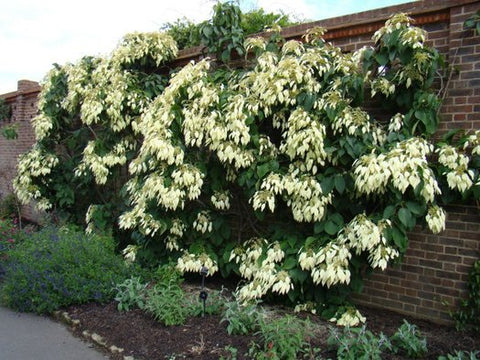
[221, 299, 262, 335]
[241, 8, 296, 35]
[161, 17, 203, 50]
[0, 98, 11, 121]
[162, 6, 296, 51]
[0, 226, 130, 314]
[144, 278, 190, 325]
[200, 1, 245, 63]
[453, 259, 480, 331]
[248, 315, 318, 359]
[464, 10, 480, 36]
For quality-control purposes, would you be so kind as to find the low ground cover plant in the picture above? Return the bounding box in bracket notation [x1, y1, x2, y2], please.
[0, 225, 130, 313]
[113, 265, 227, 325]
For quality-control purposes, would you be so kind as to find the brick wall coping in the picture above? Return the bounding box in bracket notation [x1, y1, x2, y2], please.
[1, 80, 41, 101]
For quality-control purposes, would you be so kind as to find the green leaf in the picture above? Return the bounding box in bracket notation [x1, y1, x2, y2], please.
[305, 236, 317, 248]
[321, 177, 334, 193]
[202, 25, 213, 37]
[283, 256, 297, 270]
[398, 208, 413, 228]
[383, 205, 396, 219]
[406, 201, 425, 216]
[325, 220, 339, 235]
[375, 52, 388, 65]
[256, 163, 270, 178]
[290, 268, 308, 284]
[334, 175, 345, 194]
[391, 227, 407, 252]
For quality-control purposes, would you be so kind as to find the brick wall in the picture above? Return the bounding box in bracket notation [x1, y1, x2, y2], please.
[0, 80, 42, 222]
[1, 0, 479, 323]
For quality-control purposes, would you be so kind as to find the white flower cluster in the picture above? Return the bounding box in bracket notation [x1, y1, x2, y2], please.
[171, 164, 204, 200]
[62, 58, 102, 113]
[437, 145, 474, 193]
[164, 218, 186, 252]
[121, 244, 139, 263]
[354, 137, 440, 202]
[111, 32, 178, 67]
[299, 215, 398, 288]
[211, 191, 231, 210]
[280, 108, 327, 171]
[370, 77, 396, 98]
[293, 302, 317, 315]
[337, 215, 398, 271]
[332, 106, 384, 144]
[310, 243, 351, 287]
[373, 13, 413, 43]
[425, 205, 446, 234]
[13, 147, 59, 210]
[193, 211, 213, 234]
[176, 251, 218, 276]
[32, 113, 54, 141]
[252, 171, 332, 222]
[85, 204, 98, 234]
[76, 140, 133, 185]
[244, 37, 266, 52]
[170, 218, 185, 237]
[258, 135, 278, 158]
[388, 113, 404, 133]
[464, 130, 480, 155]
[239, 42, 323, 118]
[330, 307, 366, 327]
[230, 240, 292, 302]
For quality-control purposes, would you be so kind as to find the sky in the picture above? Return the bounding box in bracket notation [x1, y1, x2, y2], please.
[0, 0, 413, 94]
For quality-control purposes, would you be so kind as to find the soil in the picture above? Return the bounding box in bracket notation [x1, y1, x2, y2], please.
[63, 282, 480, 360]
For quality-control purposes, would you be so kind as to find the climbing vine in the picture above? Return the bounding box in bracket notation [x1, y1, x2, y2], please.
[14, 12, 480, 324]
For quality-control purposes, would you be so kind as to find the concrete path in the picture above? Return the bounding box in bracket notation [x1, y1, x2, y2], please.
[0, 306, 107, 360]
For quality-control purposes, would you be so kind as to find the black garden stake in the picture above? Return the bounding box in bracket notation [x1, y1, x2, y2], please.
[199, 266, 208, 317]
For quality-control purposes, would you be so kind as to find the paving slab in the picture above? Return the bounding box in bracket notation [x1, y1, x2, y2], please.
[0, 306, 107, 360]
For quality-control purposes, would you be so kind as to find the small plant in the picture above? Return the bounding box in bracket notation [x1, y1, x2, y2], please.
[221, 298, 263, 335]
[391, 319, 428, 358]
[453, 259, 480, 331]
[220, 345, 238, 360]
[439, 350, 480, 360]
[464, 10, 480, 36]
[0, 193, 21, 221]
[114, 276, 147, 311]
[328, 325, 391, 360]
[144, 278, 189, 326]
[249, 315, 316, 359]
[0, 226, 129, 313]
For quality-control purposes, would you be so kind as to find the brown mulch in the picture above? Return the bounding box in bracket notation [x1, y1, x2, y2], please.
[64, 297, 480, 360]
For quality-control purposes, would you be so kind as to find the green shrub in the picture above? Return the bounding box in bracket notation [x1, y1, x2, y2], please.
[0, 226, 130, 313]
[144, 279, 190, 326]
[114, 276, 147, 311]
[248, 315, 318, 359]
[391, 319, 427, 358]
[221, 299, 262, 335]
[328, 325, 392, 360]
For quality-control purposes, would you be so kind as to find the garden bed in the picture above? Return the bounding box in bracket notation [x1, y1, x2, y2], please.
[64, 292, 480, 359]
